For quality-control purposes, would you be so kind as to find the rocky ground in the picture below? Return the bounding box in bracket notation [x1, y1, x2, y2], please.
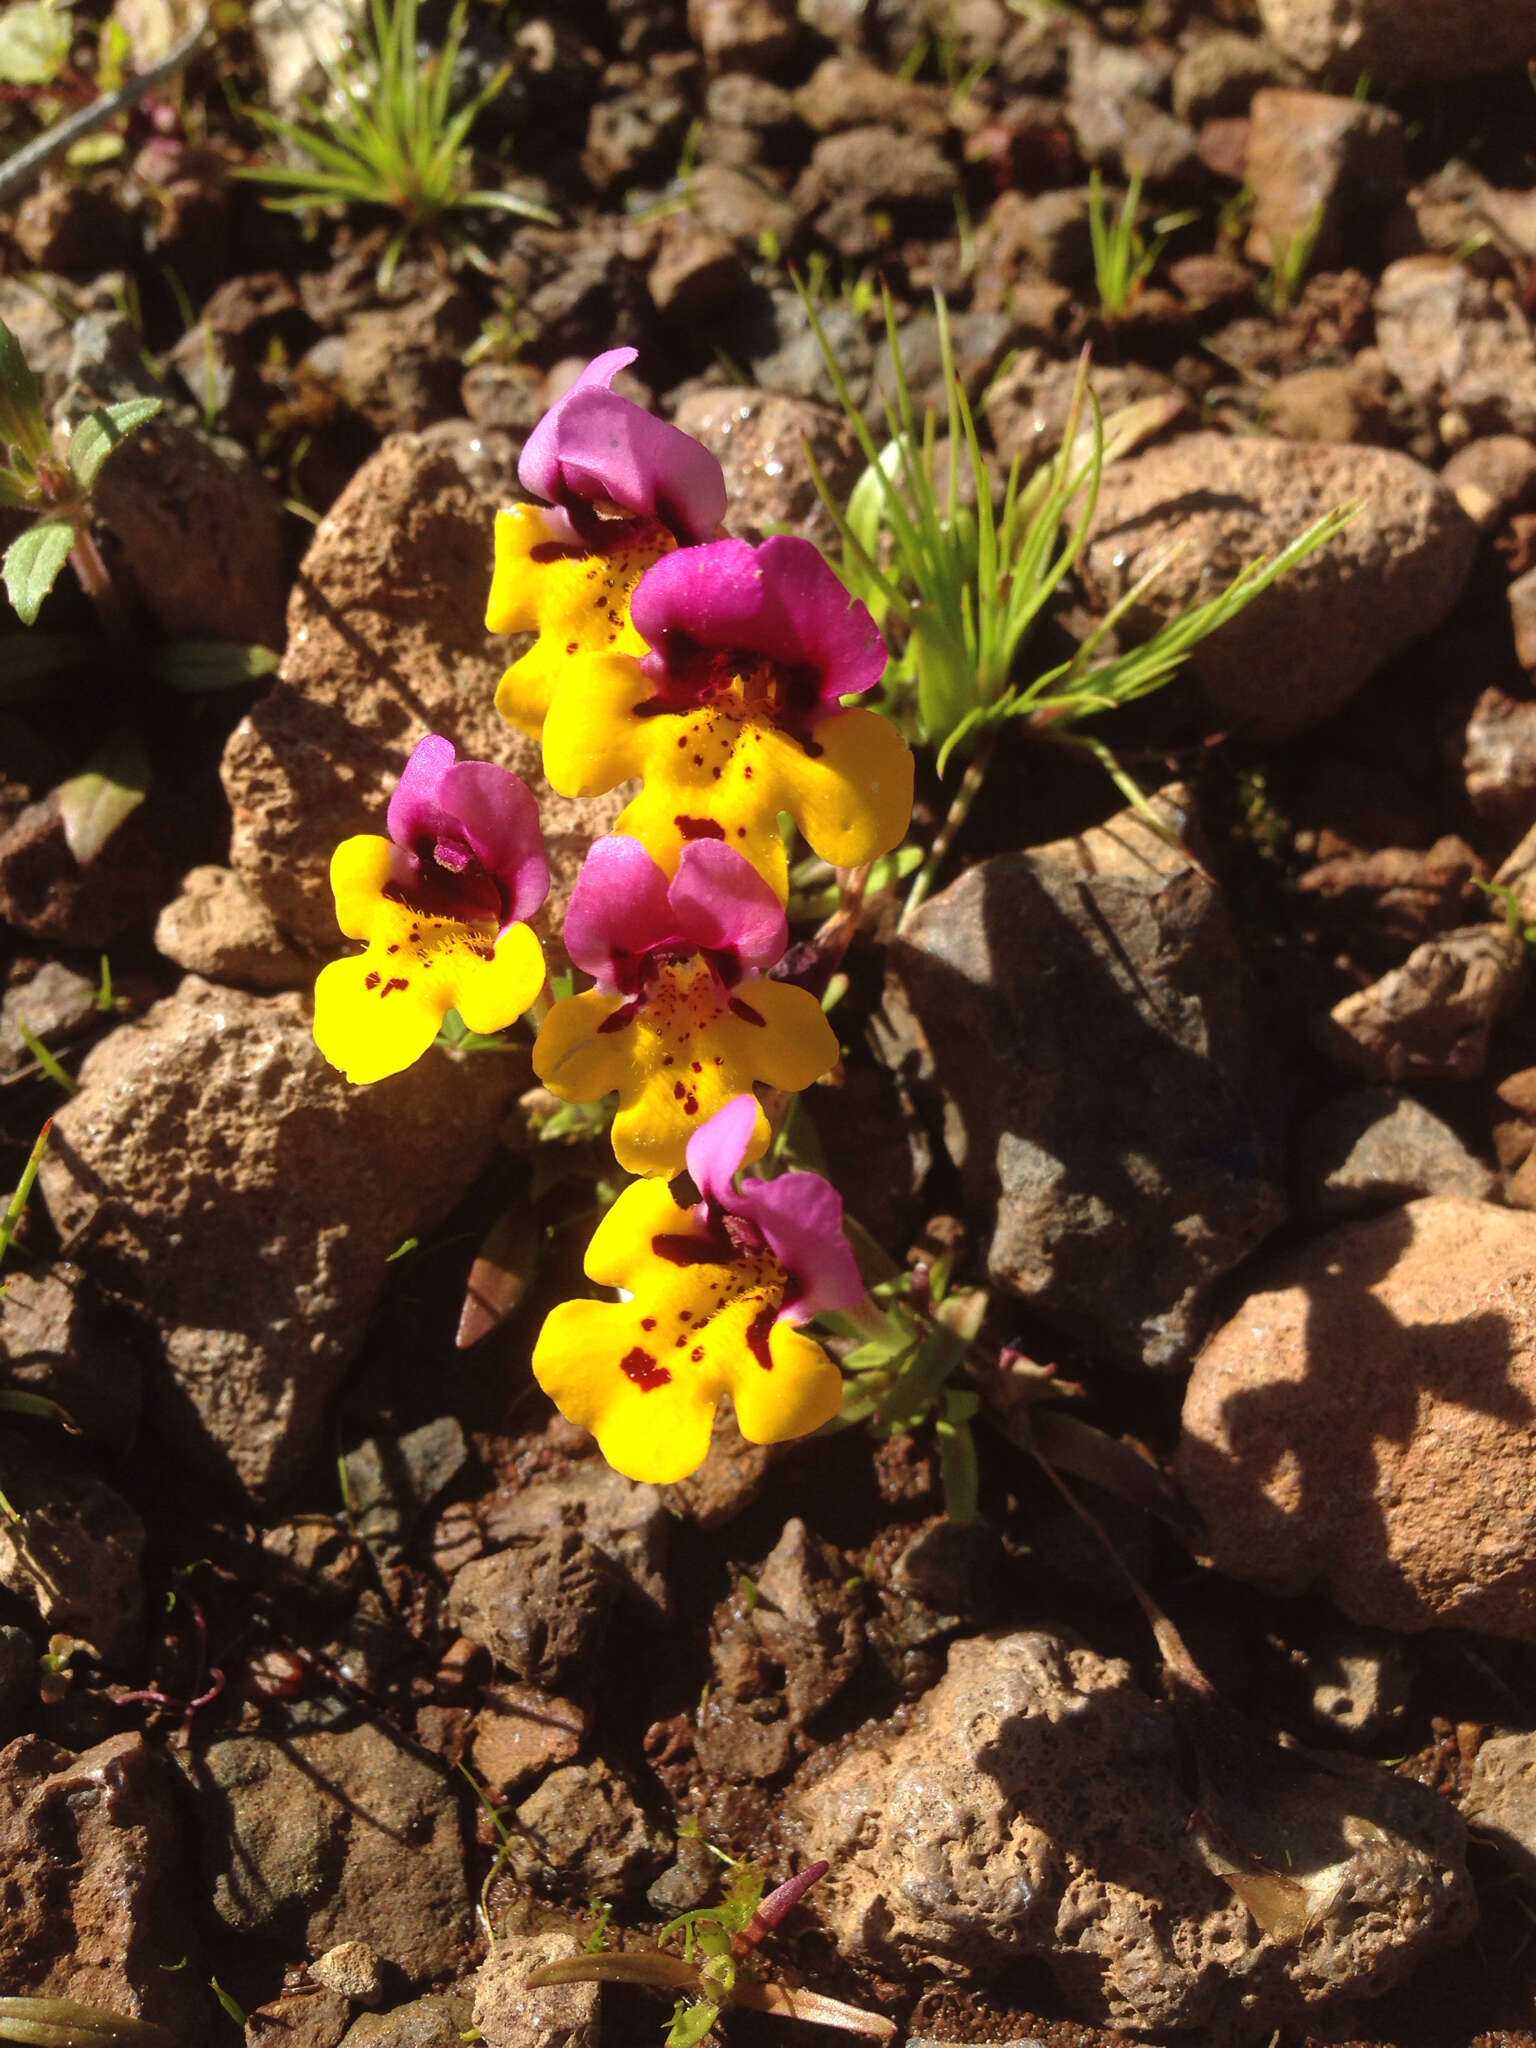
[4, 0, 1536, 2043]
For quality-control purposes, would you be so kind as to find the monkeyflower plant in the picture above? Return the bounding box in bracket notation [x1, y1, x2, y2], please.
[486, 346, 728, 738]
[315, 347, 913, 1482]
[532, 1095, 863, 1483]
[534, 836, 839, 1175]
[314, 735, 548, 1084]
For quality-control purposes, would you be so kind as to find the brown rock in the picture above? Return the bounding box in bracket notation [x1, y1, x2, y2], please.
[336, 289, 480, 433]
[793, 125, 958, 258]
[789, 1629, 1473, 2029]
[1441, 434, 1536, 532]
[472, 1930, 598, 2048]
[477, 1461, 671, 1621]
[471, 1684, 587, 1798]
[509, 1757, 667, 1896]
[1510, 567, 1536, 674]
[886, 790, 1284, 1371]
[1374, 257, 1536, 443]
[222, 432, 624, 955]
[1244, 89, 1403, 270]
[39, 976, 521, 1496]
[0, 1261, 141, 1446]
[1258, 0, 1536, 87]
[792, 55, 949, 137]
[13, 179, 135, 273]
[983, 347, 1180, 479]
[0, 1445, 142, 1663]
[1458, 685, 1536, 844]
[0, 798, 179, 948]
[1314, 924, 1527, 1082]
[1079, 433, 1478, 740]
[687, 0, 796, 70]
[447, 1530, 619, 1686]
[1294, 836, 1487, 966]
[0, 1731, 203, 2035]
[1265, 364, 1392, 444]
[155, 864, 313, 989]
[246, 1987, 353, 2048]
[192, 1722, 471, 1979]
[1494, 816, 1536, 926]
[670, 386, 859, 553]
[1178, 1196, 1536, 1638]
[646, 226, 744, 322]
[1292, 1087, 1496, 1226]
[1462, 1732, 1536, 1878]
[0, 961, 97, 1078]
[91, 414, 288, 649]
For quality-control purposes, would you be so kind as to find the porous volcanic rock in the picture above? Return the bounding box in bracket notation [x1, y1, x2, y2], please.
[789, 1630, 1473, 2032]
[154, 864, 313, 990]
[1373, 257, 1536, 442]
[0, 1443, 142, 1663]
[0, 1731, 204, 2036]
[669, 386, 859, 552]
[39, 976, 520, 1496]
[221, 431, 625, 955]
[1244, 89, 1404, 271]
[473, 1930, 599, 2048]
[1077, 434, 1477, 740]
[1177, 1196, 1536, 1639]
[1313, 924, 1527, 1083]
[885, 791, 1284, 1370]
[191, 1721, 471, 1980]
[1258, 0, 1536, 87]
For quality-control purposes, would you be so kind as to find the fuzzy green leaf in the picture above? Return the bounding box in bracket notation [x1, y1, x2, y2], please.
[54, 731, 150, 866]
[0, 317, 50, 469]
[3, 521, 75, 626]
[66, 398, 162, 493]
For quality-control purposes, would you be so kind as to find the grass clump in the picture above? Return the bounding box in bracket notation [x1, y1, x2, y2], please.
[803, 284, 1354, 918]
[238, 0, 557, 288]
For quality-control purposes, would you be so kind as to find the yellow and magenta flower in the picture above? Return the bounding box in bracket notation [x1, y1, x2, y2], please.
[314, 735, 548, 1084]
[532, 1095, 863, 1482]
[541, 535, 914, 899]
[533, 835, 839, 1176]
[485, 347, 728, 738]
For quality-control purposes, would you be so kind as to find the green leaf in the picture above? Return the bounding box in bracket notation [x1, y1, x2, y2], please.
[4, 521, 75, 626]
[0, 316, 50, 467]
[67, 397, 161, 493]
[0, 2, 72, 86]
[665, 2000, 720, 2048]
[54, 731, 150, 866]
[154, 639, 279, 691]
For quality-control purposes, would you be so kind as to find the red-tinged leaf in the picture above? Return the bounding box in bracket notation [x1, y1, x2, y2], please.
[456, 1199, 540, 1350]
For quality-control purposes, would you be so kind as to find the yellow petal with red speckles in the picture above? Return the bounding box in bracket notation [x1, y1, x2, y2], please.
[532, 960, 838, 1177]
[315, 837, 545, 1085]
[531, 1178, 845, 1483]
[487, 505, 673, 739]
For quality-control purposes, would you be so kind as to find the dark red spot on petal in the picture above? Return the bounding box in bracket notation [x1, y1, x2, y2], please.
[691, 1346, 705, 1362]
[621, 1346, 671, 1392]
[381, 977, 410, 996]
[747, 1302, 776, 1371]
[729, 997, 765, 1027]
[365, 972, 381, 991]
[675, 816, 726, 841]
[641, 1317, 657, 1331]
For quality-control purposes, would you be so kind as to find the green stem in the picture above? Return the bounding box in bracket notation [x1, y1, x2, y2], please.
[900, 726, 998, 930]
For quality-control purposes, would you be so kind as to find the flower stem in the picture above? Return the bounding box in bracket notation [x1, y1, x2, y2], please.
[68, 526, 129, 637]
[899, 726, 998, 930]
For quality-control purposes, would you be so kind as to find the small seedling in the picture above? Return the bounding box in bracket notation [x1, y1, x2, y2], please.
[527, 1856, 894, 2046]
[0, 1994, 170, 2047]
[1263, 202, 1325, 312]
[1087, 169, 1197, 322]
[0, 317, 159, 626]
[238, 0, 558, 288]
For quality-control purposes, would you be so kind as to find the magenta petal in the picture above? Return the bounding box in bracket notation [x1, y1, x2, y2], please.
[733, 1170, 864, 1322]
[387, 734, 458, 848]
[633, 535, 887, 706]
[667, 841, 787, 973]
[564, 836, 678, 991]
[517, 351, 726, 544]
[385, 736, 548, 932]
[517, 349, 637, 507]
[685, 1094, 759, 1212]
[438, 760, 549, 928]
